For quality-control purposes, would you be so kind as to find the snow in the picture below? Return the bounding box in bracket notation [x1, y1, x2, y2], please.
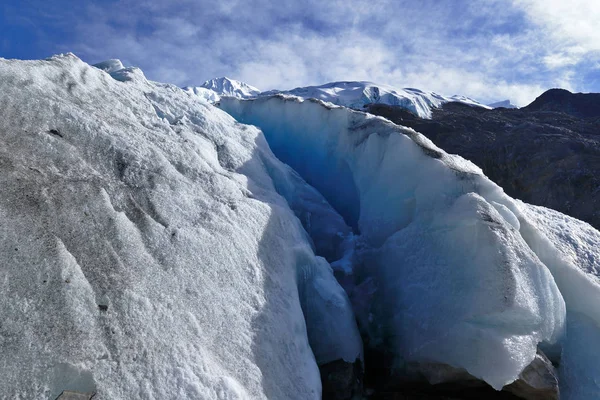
[0, 55, 360, 399]
[182, 86, 220, 103]
[517, 204, 600, 398]
[187, 77, 491, 118]
[262, 81, 492, 118]
[488, 99, 519, 109]
[220, 95, 565, 390]
[184, 77, 260, 104]
[93, 59, 147, 83]
[93, 59, 124, 74]
[185, 77, 261, 103]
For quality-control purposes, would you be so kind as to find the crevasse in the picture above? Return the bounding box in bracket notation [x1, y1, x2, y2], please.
[220, 95, 600, 396]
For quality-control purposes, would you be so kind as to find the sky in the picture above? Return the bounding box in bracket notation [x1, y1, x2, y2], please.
[2, 0, 600, 106]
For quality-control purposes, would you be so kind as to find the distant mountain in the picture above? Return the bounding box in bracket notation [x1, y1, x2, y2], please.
[263, 81, 491, 119]
[200, 77, 260, 98]
[487, 99, 518, 109]
[187, 78, 490, 119]
[183, 77, 260, 103]
[523, 88, 600, 118]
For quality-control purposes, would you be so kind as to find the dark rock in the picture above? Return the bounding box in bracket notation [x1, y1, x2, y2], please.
[362, 345, 558, 400]
[504, 351, 559, 400]
[320, 359, 363, 400]
[523, 88, 600, 119]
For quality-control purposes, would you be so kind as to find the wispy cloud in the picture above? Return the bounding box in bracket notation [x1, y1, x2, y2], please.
[3, 0, 600, 106]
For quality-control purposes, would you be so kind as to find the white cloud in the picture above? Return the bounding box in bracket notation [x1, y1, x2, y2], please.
[543, 53, 579, 70]
[512, 0, 600, 54]
[55, 0, 600, 106]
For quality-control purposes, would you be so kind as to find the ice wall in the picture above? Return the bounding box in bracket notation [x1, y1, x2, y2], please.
[220, 95, 568, 390]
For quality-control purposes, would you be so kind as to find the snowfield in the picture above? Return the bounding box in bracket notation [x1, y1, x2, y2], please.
[186, 78, 491, 119]
[1, 55, 600, 399]
[261, 81, 491, 118]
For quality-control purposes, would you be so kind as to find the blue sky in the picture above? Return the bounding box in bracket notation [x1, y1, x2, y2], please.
[2, 0, 600, 106]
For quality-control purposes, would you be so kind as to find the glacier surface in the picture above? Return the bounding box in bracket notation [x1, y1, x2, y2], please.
[0, 55, 360, 399]
[221, 94, 600, 396]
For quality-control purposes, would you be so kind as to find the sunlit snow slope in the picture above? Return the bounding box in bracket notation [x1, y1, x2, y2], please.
[0, 55, 361, 399]
[262, 81, 491, 118]
[184, 77, 261, 103]
[221, 95, 600, 398]
[186, 78, 490, 119]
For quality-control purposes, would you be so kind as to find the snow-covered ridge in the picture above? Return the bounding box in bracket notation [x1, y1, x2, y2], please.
[262, 81, 491, 118]
[183, 77, 260, 103]
[93, 59, 496, 119]
[184, 76, 491, 119]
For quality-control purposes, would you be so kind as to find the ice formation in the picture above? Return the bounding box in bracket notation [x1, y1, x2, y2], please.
[0, 55, 360, 399]
[221, 95, 600, 397]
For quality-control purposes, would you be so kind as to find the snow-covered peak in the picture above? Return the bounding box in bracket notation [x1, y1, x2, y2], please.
[264, 81, 491, 119]
[488, 99, 518, 109]
[200, 77, 260, 99]
[186, 78, 490, 118]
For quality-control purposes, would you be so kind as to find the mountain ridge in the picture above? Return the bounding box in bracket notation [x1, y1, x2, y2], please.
[523, 88, 600, 118]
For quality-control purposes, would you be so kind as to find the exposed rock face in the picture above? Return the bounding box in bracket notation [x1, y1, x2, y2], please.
[364, 351, 558, 400]
[366, 101, 600, 230]
[504, 352, 559, 400]
[320, 359, 363, 400]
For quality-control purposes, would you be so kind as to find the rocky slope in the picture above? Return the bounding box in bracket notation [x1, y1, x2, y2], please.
[523, 89, 600, 118]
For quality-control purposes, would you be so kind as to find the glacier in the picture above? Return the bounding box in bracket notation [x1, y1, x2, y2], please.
[2, 54, 600, 399]
[220, 94, 600, 397]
